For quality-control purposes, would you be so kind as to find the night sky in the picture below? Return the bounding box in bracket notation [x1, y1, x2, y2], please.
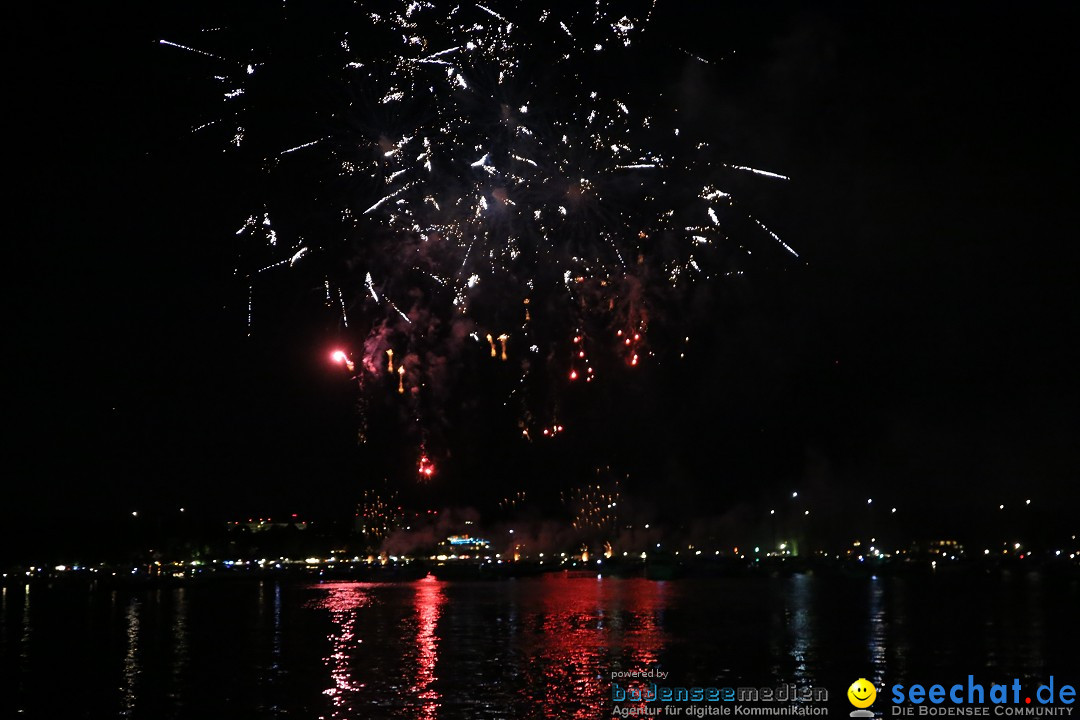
[10, 2, 1079, 554]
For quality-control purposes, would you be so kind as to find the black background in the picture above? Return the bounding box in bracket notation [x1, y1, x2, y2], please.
[10, 2, 1079, 559]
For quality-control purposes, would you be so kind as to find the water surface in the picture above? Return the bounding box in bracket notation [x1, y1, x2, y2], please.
[3, 572, 1077, 718]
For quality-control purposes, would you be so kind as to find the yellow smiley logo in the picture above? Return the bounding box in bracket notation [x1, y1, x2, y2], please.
[848, 678, 877, 709]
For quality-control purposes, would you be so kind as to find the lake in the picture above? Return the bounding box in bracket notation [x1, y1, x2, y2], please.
[3, 571, 1078, 718]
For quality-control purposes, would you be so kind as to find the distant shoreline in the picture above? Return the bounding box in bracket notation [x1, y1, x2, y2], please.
[4, 554, 1077, 590]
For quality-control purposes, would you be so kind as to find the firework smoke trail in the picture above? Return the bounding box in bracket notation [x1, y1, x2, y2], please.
[163, 0, 799, 474]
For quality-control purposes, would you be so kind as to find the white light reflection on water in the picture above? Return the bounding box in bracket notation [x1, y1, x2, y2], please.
[787, 574, 817, 689]
[120, 597, 142, 718]
[12, 584, 30, 712]
[168, 588, 189, 717]
[311, 582, 371, 718]
[868, 576, 887, 688]
[256, 580, 286, 717]
[21, 584, 31, 665]
[0, 585, 8, 696]
[256, 580, 286, 718]
[272, 582, 283, 676]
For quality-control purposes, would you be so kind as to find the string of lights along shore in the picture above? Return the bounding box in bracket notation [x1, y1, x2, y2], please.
[161, 0, 801, 479]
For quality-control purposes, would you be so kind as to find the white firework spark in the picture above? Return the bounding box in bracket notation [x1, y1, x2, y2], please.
[164, 0, 799, 451]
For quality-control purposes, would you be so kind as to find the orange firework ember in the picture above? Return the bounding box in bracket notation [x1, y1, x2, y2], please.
[498, 333, 509, 360]
[397, 364, 405, 394]
[386, 348, 394, 373]
[486, 333, 497, 357]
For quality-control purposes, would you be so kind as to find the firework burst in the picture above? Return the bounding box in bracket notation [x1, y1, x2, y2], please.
[161, 0, 798, 477]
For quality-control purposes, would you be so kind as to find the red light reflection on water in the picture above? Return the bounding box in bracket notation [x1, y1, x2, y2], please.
[310, 583, 371, 717]
[411, 575, 446, 720]
[521, 575, 669, 719]
[314, 582, 370, 614]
